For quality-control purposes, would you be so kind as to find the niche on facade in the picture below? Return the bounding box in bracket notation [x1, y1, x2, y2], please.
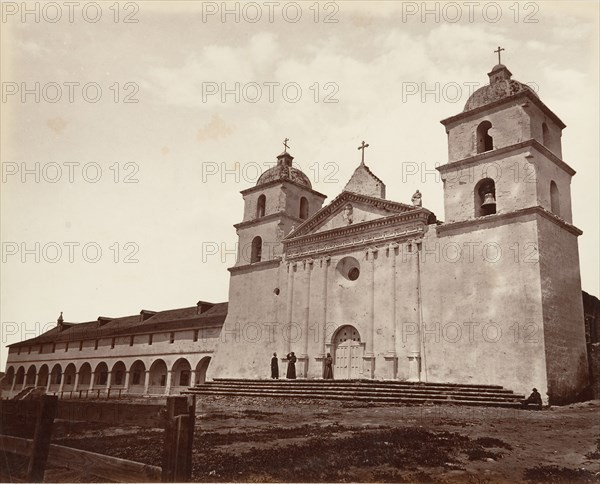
[550, 180, 560, 217]
[542, 122, 550, 147]
[299, 197, 309, 220]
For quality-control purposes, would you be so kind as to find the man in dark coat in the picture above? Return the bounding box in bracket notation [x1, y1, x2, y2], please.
[286, 352, 297, 379]
[323, 353, 333, 379]
[271, 352, 279, 379]
[521, 388, 543, 409]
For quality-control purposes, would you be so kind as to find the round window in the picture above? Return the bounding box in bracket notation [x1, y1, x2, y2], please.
[335, 256, 361, 283]
[348, 267, 360, 281]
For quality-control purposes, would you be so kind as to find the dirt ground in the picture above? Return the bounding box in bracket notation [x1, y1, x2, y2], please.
[3, 396, 600, 482]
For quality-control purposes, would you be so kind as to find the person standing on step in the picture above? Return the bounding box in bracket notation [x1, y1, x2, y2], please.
[271, 352, 279, 379]
[323, 353, 334, 379]
[286, 352, 297, 379]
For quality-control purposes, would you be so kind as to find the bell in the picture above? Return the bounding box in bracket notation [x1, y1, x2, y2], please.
[481, 192, 496, 207]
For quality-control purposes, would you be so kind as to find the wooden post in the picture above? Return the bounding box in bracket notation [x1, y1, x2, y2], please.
[26, 395, 58, 482]
[172, 415, 191, 482]
[161, 396, 193, 482]
[185, 395, 196, 479]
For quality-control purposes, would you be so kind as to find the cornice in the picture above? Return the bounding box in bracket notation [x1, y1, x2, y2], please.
[284, 227, 425, 261]
[240, 179, 327, 199]
[284, 211, 430, 260]
[228, 258, 282, 274]
[234, 212, 304, 230]
[436, 139, 575, 177]
[436, 206, 582, 237]
[440, 90, 566, 130]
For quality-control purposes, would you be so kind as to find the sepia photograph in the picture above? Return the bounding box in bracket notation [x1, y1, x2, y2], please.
[1, 1, 599, 482]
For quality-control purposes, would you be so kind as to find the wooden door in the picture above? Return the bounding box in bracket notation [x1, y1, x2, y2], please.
[333, 326, 362, 379]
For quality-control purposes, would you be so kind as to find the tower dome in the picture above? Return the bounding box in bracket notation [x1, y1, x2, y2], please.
[464, 63, 538, 112]
[256, 151, 312, 189]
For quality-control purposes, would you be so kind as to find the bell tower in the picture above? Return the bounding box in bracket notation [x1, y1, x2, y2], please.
[438, 58, 572, 224]
[436, 53, 588, 403]
[208, 142, 327, 380]
[233, 142, 327, 267]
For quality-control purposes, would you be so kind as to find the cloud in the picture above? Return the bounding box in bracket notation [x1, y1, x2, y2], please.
[142, 32, 281, 108]
[197, 114, 233, 141]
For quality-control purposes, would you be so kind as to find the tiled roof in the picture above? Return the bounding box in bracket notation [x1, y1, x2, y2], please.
[9, 302, 228, 348]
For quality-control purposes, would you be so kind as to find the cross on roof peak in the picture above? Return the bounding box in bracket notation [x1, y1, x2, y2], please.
[283, 138, 290, 153]
[494, 46, 505, 64]
[358, 140, 369, 165]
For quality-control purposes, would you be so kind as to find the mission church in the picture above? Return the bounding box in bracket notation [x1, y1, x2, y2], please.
[2, 58, 589, 404]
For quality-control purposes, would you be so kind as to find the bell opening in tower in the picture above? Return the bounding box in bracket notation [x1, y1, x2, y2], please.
[475, 178, 497, 217]
[476, 120, 493, 153]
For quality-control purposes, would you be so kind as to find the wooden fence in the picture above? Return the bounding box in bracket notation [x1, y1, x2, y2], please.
[0, 394, 196, 482]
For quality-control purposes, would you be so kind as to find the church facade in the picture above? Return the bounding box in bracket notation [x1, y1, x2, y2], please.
[208, 62, 589, 404]
[2, 62, 590, 405]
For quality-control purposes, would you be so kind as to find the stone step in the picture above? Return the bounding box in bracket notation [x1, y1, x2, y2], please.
[185, 388, 522, 408]
[186, 379, 525, 408]
[214, 378, 506, 390]
[191, 385, 523, 402]
[206, 380, 518, 395]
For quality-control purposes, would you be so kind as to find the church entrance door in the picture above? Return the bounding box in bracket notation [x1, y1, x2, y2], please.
[333, 325, 363, 379]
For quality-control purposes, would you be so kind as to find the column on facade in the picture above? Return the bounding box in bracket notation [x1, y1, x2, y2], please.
[366, 248, 377, 356]
[46, 373, 52, 392]
[21, 376, 27, 391]
[143, 370, 150, 395]
[164, 370, 173, 395]
[297, 259, 312, 378]
[105, 371, 112, 392]
[302, 260, 312, 356]
[364, 247, 377, 379]
[320, 256, 330, 357]
[285, 262, 296, 354]
[408, 240, 423, 381]
[33, 371, 40, 388]
[10, 376, 16, 392]
[88, 371, 95, 391]
[189, 370, 197, 387]
[384, 243, 399, 378]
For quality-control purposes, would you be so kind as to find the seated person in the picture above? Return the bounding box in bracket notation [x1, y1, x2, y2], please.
[521, 387, 543, 410]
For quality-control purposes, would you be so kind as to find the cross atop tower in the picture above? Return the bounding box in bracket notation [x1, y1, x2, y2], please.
[358, 140, 369, 165]
[283, 138, 290, 153]
[494, 46, 505, 64]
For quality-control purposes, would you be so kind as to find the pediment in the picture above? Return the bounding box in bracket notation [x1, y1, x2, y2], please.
[286, 191, 416, 239]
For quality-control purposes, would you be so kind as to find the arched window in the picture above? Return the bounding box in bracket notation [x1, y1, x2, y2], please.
[256, 194, 266, 218]
[474, 178, 496, 217]
[550, 181, 560, 216]
[299, 197, 309, 220]
[542, 122, 550, 147]
[476, 121, 493, 153]
[251, 236, 262, 263]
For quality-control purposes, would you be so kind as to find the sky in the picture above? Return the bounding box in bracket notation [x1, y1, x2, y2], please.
[1, 1, 599, 370]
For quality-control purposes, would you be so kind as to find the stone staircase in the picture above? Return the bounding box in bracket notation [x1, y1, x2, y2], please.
[186, 379, 525, 408]
[11, 386, 36, 400]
